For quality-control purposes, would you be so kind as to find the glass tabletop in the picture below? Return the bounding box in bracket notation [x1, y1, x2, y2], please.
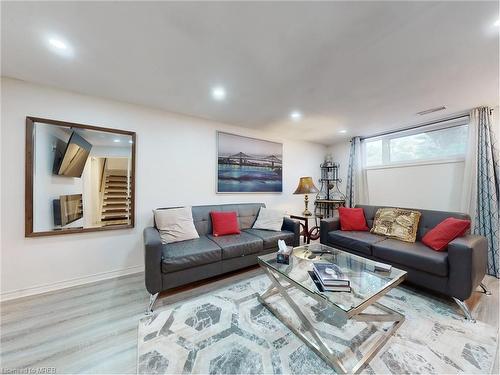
[258, 243, 407, 314]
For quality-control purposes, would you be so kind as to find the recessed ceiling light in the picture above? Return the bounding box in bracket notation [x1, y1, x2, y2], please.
[290, 111, 302, 121]
[339, 130, 347, 134]
[46, 35, 74, 57]
[49, 38, 67, 50]
[113, 139, 121, 143]
[494, 19, 500, 27]
[211, 86, 226, 101]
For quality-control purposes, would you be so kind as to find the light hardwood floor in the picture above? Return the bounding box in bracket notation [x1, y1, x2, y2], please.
[1, 270, 498, 374]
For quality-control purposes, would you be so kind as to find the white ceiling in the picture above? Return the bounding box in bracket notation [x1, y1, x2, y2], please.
[2, 1, 499, 145]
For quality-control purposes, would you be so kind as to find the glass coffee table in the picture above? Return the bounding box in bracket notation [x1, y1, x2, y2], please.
[257, 243, 407, 374]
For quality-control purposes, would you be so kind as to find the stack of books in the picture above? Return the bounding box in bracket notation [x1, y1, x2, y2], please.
[309, 262, 351, 292]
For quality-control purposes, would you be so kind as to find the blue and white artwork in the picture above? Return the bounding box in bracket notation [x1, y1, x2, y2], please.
[217, 132, 282, 193]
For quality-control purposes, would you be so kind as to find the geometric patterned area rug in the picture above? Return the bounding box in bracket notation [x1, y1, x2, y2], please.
[137, 274, 498, 374]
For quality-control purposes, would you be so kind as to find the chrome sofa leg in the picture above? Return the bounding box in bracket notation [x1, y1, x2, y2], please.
[478, 282, 492, 295]
[452, 297, 476, 323]
[146, 292, 159, 315]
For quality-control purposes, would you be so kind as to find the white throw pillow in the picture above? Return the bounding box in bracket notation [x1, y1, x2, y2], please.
[154, 206, 199, 244]
[252, 207, 285, 232]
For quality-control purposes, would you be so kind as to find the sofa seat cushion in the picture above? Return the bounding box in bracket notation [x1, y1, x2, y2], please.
[372, 239, 448, 277]
[327, 230, 386, 255]
[208, 232, 263, 260]
[244, 229, 295, 249]
[161, 236, 222, 273]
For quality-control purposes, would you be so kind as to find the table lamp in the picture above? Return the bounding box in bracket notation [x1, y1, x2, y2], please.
[293, 177, 319, 216]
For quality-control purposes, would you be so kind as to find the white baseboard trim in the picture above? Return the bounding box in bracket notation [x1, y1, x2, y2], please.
[0, 265, 145, 302]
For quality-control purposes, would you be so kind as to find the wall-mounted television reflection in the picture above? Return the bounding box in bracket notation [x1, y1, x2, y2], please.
[53, 194, 83, 227]
[53, 131, 92, 177]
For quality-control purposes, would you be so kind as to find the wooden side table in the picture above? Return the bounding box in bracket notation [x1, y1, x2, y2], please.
[289, 213, 323, 244]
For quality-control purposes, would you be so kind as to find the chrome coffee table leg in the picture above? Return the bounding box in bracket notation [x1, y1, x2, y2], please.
[351, 302, 405, 373]
[258, 268, 347, 374]
[258, 266, 405, 374]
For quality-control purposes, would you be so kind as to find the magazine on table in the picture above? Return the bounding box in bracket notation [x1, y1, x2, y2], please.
[308, 271, 351, 292]
[312, 262, 350, 286]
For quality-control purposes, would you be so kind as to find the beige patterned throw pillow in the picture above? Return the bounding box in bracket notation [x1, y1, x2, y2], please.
[370, 208, 421, 242]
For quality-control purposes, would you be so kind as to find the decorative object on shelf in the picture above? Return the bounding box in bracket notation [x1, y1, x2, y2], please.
[315, 157, 346, 217]
[293, 177, 319, 216]
[216, 131, 283, 193]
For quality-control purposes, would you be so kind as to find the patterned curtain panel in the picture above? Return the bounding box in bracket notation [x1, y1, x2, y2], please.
[345, 139, 356, 207]
[476, 108, 499, 278]
[464, 107, 500, 278]
[345, 137, 368, 208]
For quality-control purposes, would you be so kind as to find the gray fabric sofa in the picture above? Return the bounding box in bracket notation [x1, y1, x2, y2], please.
[144, 203, 300, 312]
[320, 204, 489, 321]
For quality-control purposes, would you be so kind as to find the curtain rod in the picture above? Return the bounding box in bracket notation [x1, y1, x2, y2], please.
[359, 111, 472, 141]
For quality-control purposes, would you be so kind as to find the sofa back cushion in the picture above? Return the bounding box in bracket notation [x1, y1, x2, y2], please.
[356, 204, 470, 241]
[191, 203, 265, 235]
[356, 205, 380, 229]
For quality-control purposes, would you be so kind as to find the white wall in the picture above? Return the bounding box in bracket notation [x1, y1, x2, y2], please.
[328, 141, 350, 187]
[328, 106, 500, 211]
[0, 77, 326, 299]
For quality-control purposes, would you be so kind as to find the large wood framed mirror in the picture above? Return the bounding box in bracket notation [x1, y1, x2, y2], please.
[25, 117, 136, 237]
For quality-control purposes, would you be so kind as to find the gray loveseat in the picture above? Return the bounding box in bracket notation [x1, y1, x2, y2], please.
[144, 203, 300, 313]
[320, 204, 489, 321]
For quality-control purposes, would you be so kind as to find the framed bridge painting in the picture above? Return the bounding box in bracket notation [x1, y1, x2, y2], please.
[216, 131, 283, 193]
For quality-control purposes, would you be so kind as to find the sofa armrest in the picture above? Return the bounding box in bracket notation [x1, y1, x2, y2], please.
[143, 227, 163, 295]
[448, 234, 488, 301]
[282, 217, 300, 247]
[320, 216, 340, 245]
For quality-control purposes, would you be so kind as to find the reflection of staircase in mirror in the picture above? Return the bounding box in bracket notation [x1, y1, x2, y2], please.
[100, 172, 131, 226]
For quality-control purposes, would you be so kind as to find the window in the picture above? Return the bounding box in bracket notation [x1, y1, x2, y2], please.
[365, 139, 383, 167]
[363, 120, 469, 167]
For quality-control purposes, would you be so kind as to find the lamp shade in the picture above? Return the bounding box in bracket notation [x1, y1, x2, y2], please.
[293, 177, 319, 195]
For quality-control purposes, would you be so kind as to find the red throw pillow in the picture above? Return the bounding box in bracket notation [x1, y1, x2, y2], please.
[422, 217, 471, 251]
[338, 207, 369, 231]
[210, 211, 240, 237]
